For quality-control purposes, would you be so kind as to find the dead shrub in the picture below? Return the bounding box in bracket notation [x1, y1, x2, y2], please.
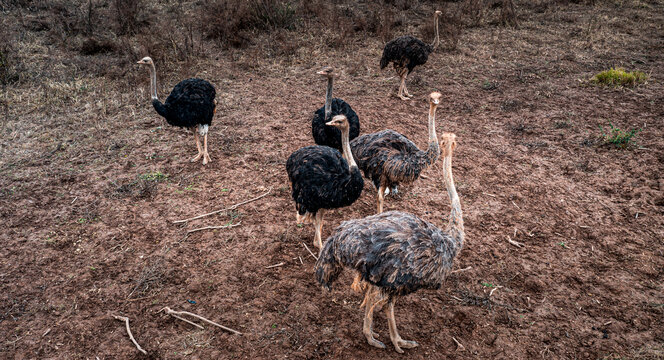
[200, 0, 297, 48]
[114, 0, 144, 35]
[79, 37, 117, 55]
[500, 0, 518, 27]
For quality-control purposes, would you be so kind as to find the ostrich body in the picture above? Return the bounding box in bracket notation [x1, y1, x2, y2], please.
[380, 11, 441, 100]
[137, 56, 216, 165]
[315, 133, 463, 353]
[312, 67, 360, 151]
[287, 115, 364, 250]
[351, 92, 442, 213]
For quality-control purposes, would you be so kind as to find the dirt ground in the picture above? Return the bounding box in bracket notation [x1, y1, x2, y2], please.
[1, 1, 663, 359]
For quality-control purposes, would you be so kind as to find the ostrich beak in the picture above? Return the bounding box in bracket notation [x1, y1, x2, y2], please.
[325, 120, 335, 126]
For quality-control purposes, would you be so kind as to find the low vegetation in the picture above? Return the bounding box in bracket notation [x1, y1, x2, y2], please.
[591, 68, 648, 87]
[599, 123, 640, 148]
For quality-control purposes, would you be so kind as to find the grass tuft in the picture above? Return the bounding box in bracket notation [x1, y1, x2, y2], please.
[599, 123, 640, 148]
[591, 68, 648, 87]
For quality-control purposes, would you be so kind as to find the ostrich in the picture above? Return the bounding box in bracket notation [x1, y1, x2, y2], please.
[351, 92, 442, 213]
[286, 115, 364, 250]
[315, 132, 463, 353]
[380, 11, 442, 100]
[312, 67, 360, 151]
[137, 56, 216, 165]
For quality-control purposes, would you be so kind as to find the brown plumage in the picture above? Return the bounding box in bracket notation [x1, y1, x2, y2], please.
[315, 133, 464, 353]
[351, 92, 442, 213]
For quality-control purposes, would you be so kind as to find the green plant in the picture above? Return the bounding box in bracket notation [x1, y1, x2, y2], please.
[591, 68, 648, 87]
[139, 171, 168, 182]
[599, 123, 640, 148]
[481, 282, 496, 288]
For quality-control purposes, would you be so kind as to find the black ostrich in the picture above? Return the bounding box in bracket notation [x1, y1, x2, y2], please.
[137, 56, 216, 165]
[351, 92, 442, 213]
[315, 133, 464, 353]
[380, 11, 442, 100]
[287, 115, 364, 250]
[312, 67, 360, 151]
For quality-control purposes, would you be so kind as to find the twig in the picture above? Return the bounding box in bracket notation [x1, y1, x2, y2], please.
[450, 295, 464, 302]
[507, 236, 524, 248]
[482, 192, 497, 198]
[42, 328, 51, 337]
[452, 336, 465, 351]
[159, 307, 242, 335]
[186, 222, 241, 234]
[112, 315, 147, 355]
[511, 200, 520, 210]
[298, 256, 303, 265]
[173, 188, 272, 224]
[302, 242, 318, 260]
[450, 266, 472, 274]
[266, 262, 285, 269]
[489, 285, 503, 297]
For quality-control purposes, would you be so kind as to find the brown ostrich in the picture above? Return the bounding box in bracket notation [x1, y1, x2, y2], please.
[380, 11, 442, 100]
[315, 133, 464, 353]
[351, 92, 442, 213]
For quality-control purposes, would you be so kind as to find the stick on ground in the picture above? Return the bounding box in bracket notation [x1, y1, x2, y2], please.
[112, 314, 147, 355]
[507, 236, 524, 248]
[302, 242, 318, 260]
[452, 336, 465, 351]
[187, 222, 241, 234]
[450, 266, 472, 274]
[173, 188, 272, 224]
[159, 307, 242, 335]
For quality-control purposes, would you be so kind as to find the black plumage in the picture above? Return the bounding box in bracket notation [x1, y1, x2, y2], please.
[315, 133, 464, 353]
[287, 115, 364, 249]
[379, 11, 441, 100]
[138, 56, 216, 165]
[311, 67, 360, 151]
[152, 78, 216, 129]
[380, 35, 433, 75]
[312, 98, 360, 150]
[351, 92, 442, 213]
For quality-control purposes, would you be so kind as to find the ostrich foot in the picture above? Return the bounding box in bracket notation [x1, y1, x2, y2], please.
[191, 153, 203, 162]
[399, 94, 410, 101]
[396, 339, 418, 349]
[364, 333, 386, 349]
[202, 152, 211, 165]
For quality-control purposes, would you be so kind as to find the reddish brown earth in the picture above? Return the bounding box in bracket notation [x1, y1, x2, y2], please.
[1, 1, 663, 359]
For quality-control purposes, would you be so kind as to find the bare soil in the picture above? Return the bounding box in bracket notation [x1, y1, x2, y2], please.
[1, 1, 663, 359]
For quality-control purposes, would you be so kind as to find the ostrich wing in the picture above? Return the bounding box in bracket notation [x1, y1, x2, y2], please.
[331, 211, 453, 296]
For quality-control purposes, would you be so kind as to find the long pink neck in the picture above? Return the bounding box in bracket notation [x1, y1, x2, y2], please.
[431, 14, 440, 51]
[340, 126, 357, 169]
[443, 150, 463, 245]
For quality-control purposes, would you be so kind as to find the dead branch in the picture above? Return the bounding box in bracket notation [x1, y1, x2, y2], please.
[112, 314, 147, 355]
[450, 266, 472, 274]
[507, 236, 524, 248]
[489, 285, 503, 297]
[452, 336, 465, 351]
[186, 222, 241, 234]
[302, 242, 318, 260]
[173, 187, 272, 224]
[159, 307, 242, 335]
[266, 262, 285, 269]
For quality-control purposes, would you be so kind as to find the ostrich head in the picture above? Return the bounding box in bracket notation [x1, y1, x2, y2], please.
[429, 92, 442, 106]
[136, 56, 154, 66]
[317, 66, 335, 79]
[435, 10, 442, 17]
[326, 114, 349, 131]
[441, 133, 457, 157]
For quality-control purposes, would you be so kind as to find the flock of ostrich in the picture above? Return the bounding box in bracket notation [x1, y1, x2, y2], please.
[138, 11, 460, 353]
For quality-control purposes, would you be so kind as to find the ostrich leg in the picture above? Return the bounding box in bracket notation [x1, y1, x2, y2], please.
[385, 298, 418, 353]
[313, 210, 325, 250]
[202, 133, 211, 165]
[362, 286, 386, 349]
[403, 75, 414, 98]
[377, 185, 387, 213]
[191, 131, 203, 162]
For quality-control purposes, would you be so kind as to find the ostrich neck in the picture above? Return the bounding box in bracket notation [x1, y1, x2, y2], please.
[431, 15, 440, 51]
[149, 63, 158, 100]
[425, 103, 440, 159]
[340, 128, 357, 169]
[443, 153, 464, 242]
[324, 77, 333, 120]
